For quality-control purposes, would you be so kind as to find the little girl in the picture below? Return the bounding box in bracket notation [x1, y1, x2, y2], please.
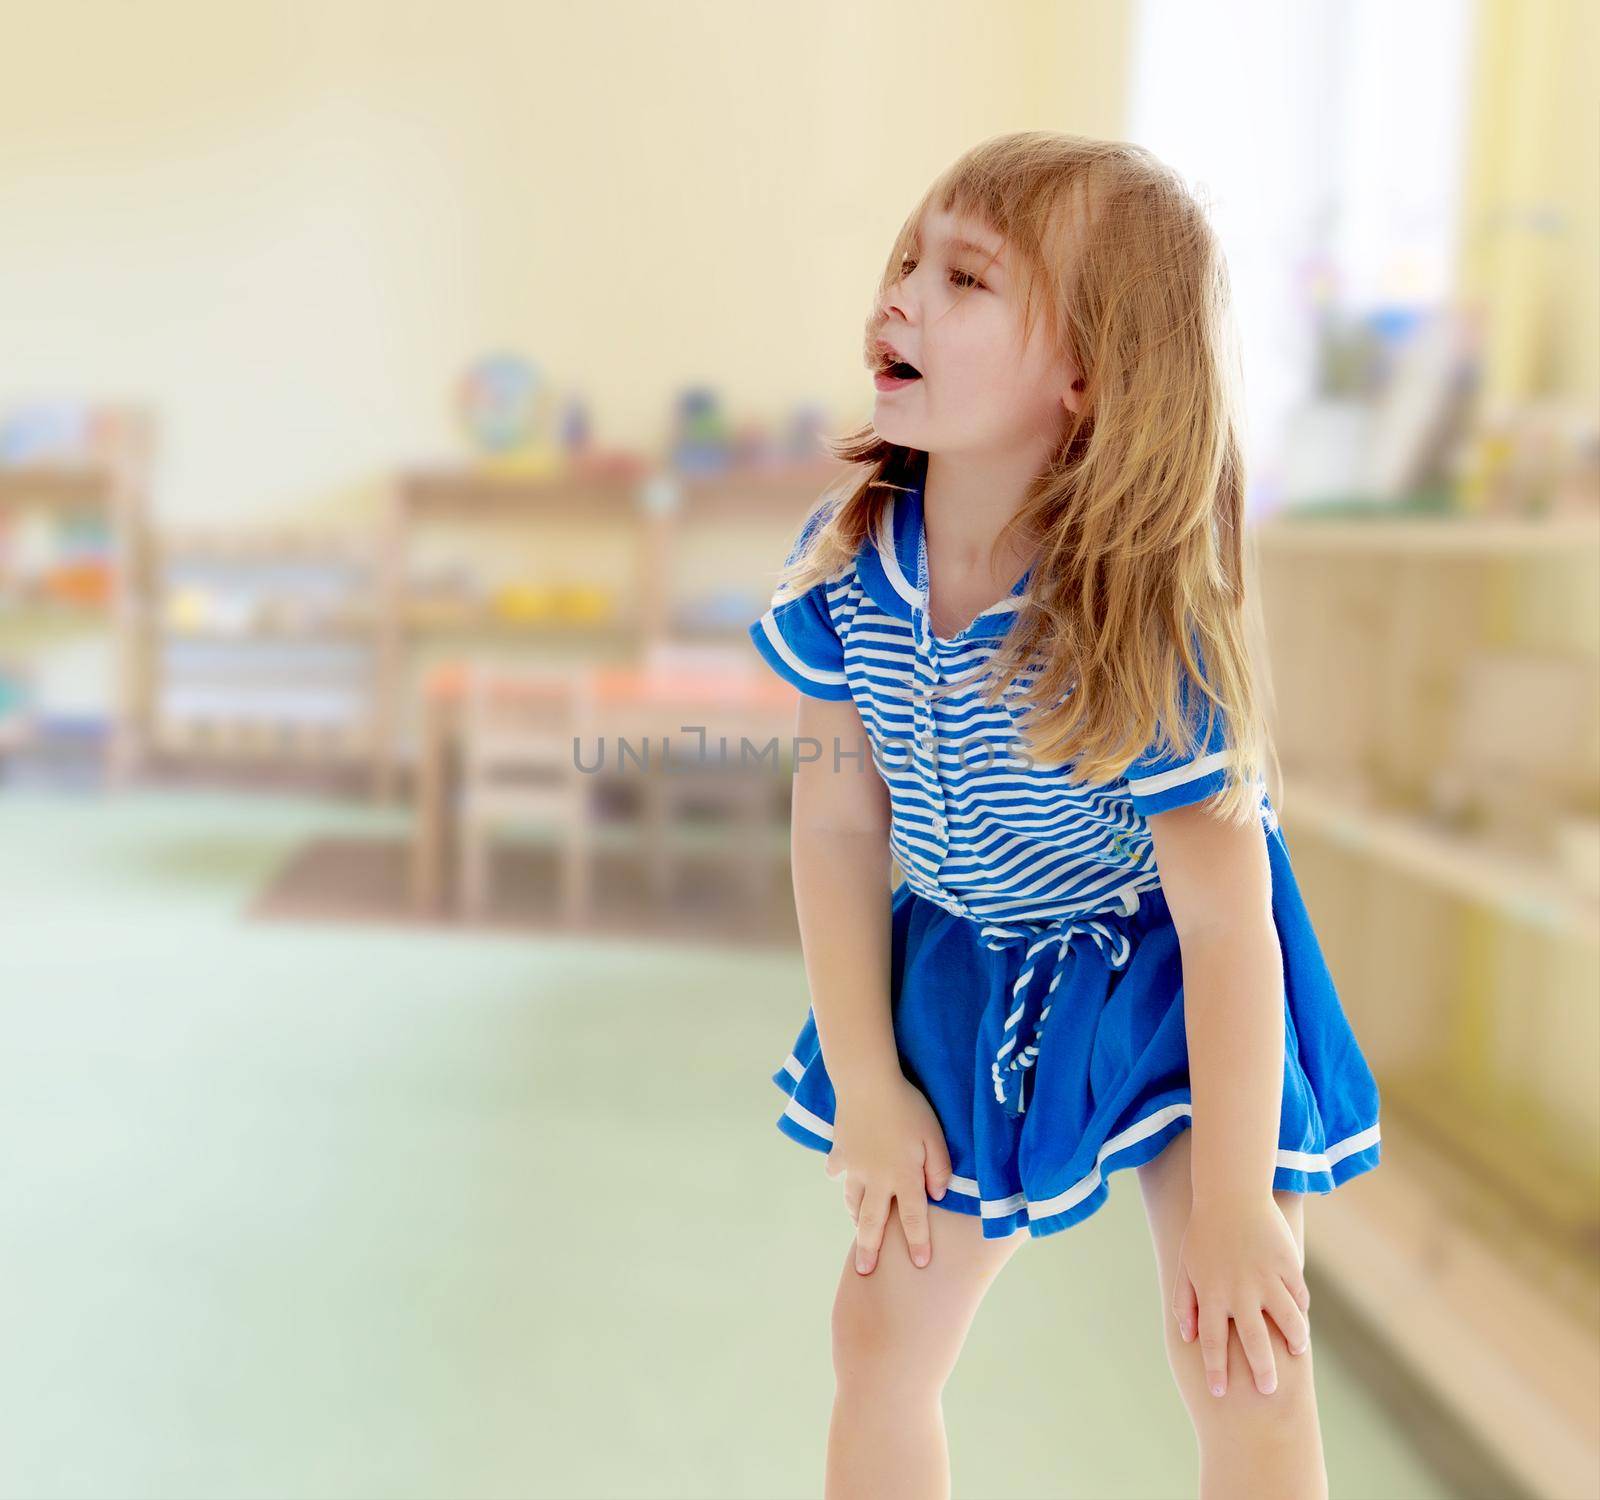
[746, 132, 1382, 1500]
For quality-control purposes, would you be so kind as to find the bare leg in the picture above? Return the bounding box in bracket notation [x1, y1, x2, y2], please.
[1136, 1127, 1329, 1500]
[826, 1205, 1024, 1500]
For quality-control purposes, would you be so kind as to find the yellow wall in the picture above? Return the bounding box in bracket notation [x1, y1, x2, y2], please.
[0, 0, 1132, 523]
[1458, 0, 1600, 404]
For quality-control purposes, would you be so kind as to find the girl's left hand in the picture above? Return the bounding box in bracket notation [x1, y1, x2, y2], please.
[1172, 1195, 1311, 1399]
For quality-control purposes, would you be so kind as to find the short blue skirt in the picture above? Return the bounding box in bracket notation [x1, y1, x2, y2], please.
[771, 828, 1383, 1241]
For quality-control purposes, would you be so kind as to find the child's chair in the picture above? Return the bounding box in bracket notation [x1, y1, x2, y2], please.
[637, 639, 786, 910]
[457, 661, 596, 924]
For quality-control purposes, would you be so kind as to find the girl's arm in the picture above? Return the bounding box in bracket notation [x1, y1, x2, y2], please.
[788, 691, 954, 1272]
[1149, 802, 1281, 1204]
[1146, 802, 1313, 1398]
[789, 691, 896, 1098]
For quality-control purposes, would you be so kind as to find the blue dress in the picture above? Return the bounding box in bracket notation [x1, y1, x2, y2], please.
[748, 476, 1382, 1240]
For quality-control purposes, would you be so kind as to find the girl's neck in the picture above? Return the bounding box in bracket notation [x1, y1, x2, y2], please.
[921, 449, 1042, 596]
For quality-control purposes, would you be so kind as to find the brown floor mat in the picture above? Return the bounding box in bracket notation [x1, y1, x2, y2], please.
[246, 834, 801, 948]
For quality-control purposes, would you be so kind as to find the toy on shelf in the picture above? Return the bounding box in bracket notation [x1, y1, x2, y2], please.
[669, 387, 733, 474]
[557, 392, 593, 454]
[0, 403, 150, 785]
[671, 394, 835, 476]
[149, 527, 383, 775]
[45, 508, 114, 606]
[1, 401, 97, 465]
[1458, 398, 1600, 521]
[0, 504, 114, 611]
[489, 583, 557, 625]
[159, 530, 378, 638]
[0, 655, 33, 741]
[487, 580, 619, 628]
[401, 555, 624, 634]
[1273, 304, 1481, 512]
[729, 418, 777, 469]
[3, 510, 57, 597]
[671, 587, 770, 635]
[456, 351, 560, 478]
[0, 402, 95, 465]
[782, 402, 830, 461]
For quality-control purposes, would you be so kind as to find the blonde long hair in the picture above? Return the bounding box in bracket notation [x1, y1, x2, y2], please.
[775, 130, 1278, 828]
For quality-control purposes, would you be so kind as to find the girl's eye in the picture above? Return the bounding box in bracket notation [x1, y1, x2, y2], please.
[898, 255, 986, 292]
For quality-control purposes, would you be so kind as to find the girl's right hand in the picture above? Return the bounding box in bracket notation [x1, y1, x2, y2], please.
[824, 1073, 953, 1274]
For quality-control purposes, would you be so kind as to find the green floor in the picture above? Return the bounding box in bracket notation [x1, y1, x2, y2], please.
[0, 789, 1452, 1500]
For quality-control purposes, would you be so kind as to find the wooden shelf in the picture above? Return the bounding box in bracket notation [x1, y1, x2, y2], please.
[671, 459, 847, 519]
[1281, 776, 1600, 945]
[666, 617, 763, 640]
[393, 459, 846, 522]
[396, 467, 645, 515]
[372, 456, 846, 797]
[1254, 513, 1600, 558]
[0, 598, 115, 625]
[1381, 1065, 1600, 1247]
[0, 463, 115, 506]
[0, 424, 150, 785]
[152, 720, 376, 758]
[1259, 511, 1600, 1493]
[400, 611, 641, 639]
[1308, 1114, 1599, 1500]
[161, 619, 381, 642]
[154, 527, 378, 561]
[144, 524, 387, 788]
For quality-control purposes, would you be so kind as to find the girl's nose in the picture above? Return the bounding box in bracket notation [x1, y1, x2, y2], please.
[881, 280, 917, 326]
[883, 255, 922, 314]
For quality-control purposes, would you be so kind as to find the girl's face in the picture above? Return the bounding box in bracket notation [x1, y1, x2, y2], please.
[867, 208, 1082, 457]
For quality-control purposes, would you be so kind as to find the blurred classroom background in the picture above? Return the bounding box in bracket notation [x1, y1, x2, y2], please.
[1, 2, 1596, 1497]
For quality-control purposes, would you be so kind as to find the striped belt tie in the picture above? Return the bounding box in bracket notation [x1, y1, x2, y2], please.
[978, 889, 1141, 1120]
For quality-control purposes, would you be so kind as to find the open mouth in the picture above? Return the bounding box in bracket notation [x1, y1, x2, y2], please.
[874, 348, 923, 383]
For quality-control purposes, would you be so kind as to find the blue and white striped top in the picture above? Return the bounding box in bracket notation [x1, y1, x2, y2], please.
[748, 477, 1278, 933]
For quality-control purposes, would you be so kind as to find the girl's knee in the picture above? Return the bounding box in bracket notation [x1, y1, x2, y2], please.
[827, 1210, 1023, 1393]
[830, 1278, 949, 1392]
[828, 1240, 980, 1392]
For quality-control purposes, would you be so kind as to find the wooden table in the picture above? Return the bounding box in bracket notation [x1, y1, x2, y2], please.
[410, 659, 800, 915]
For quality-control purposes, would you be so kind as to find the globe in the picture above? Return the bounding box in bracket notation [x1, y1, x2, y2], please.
[456, 353, 546, 455]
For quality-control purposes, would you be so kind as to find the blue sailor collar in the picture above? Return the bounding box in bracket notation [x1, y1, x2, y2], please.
[854, 478, 1033, 643]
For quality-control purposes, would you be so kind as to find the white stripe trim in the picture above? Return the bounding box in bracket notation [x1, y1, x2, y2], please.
[777, 1078, 1380, 1222]
[877, 496, 923, 606]
[1285, 1121, 1382, 1168]
[1126, 747, 1233, 795]
[1011, 1101, 1194, 1219]
[758, 610, 847, 685]
[892, 489, 1027, 622]
[781, 1094, 839, 1142]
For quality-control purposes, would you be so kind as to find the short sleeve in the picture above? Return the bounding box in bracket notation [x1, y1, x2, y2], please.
[746, 510, 853, 701]
[1124, 644, 1234, 816]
